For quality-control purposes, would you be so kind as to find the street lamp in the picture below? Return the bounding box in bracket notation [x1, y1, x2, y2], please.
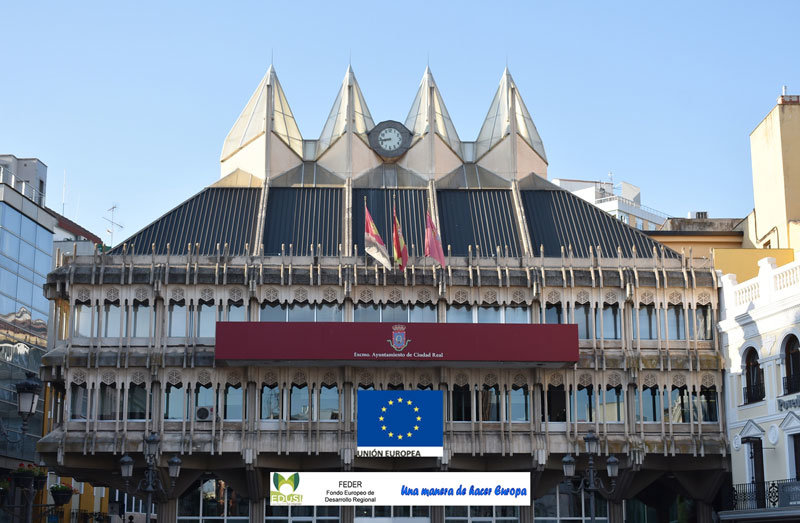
[562, 431, 621, 523]
[15, 372, 42, 434]
[120, 432, 181, 523]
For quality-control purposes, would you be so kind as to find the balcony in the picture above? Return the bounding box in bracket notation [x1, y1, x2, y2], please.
[743, 382, 765, 404]
[726, 479, 800, 511]
[785, 373, 800, 396]
[0, 165, 44, 206]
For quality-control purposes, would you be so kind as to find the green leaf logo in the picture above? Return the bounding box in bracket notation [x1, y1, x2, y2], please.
[273, 473, 300, 492]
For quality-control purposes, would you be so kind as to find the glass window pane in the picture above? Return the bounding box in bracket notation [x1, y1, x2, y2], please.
[224, 385, 243, 420]
[574, 304, 591, 339]
[99, 384, 118, 420]
[505, 306, 529, 324]
[132, 304, 151, 337]
[20, 216, 36, 243]
[75, 303, 93, 337]
[446, 304, 472, 323]
[36, 225, 52, 253]
[195, 385, 214, 408]
[70, 384, 88, 419]
[0, 266, 17, 297]
[169, 304, 186, 337]
[2, 204, 22, 234]
[546, 385, 566, 422]
[570, 386, 593, 422]
[477, 306, 501, 324]
[165, 384, 185, 420]
[260, 302, 286, 322]
[18, 241, 35, 269]
[545, 303, 563, 324]
[128, 384, 148, 420]
[601, 386, 624, 422]
[290, 385, 309, 420]
[1, 229, 20, 259]
[261, 384, 281, 420]
[228, 304, 246, 322]
[319, 385, 339, 420]
[636, 386, 661, 422]
[288, 303, 314, 322]
[197, 303, 217, 337]
[509, 386, 529, 422]
[409, 304, 437, 323]
[104, 303, 121, 337]
[316, 303, 342, 322]
[382, 303, 408, 323]
[354, 303, 380, 322]
[480, 385, 500, 421]
[34, 250, 50, 277]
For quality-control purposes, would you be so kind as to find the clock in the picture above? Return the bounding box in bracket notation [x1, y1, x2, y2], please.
[368, 120, 412, 159]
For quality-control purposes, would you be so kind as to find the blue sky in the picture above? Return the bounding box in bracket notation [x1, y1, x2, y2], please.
[1, 1, 798, 245]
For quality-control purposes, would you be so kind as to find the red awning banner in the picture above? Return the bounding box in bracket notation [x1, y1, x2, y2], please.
[215, 322, 577, 365]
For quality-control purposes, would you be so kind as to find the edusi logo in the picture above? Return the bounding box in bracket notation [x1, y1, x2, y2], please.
[270, 472, 303, 504]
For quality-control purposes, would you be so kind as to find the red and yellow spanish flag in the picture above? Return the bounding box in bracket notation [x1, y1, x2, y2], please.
[364, 202, 392, 269]
[425, 210, 446, 267]
[392, 204, 408, 271]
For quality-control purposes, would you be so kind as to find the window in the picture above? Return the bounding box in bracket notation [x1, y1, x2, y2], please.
[103, 302, 122, 337]
[451, 385, 471, 421]
[227, 303, 246, 322]
[477, 306, 502, 324]
[266, 506, 338, 521]
[595, 304, 621, 339]
[694, 304, 713, 340]
[601, 385, 624, 422]
[409, 304, 437, 322]
[636, 217, 644, 229]
[169, 303, 188, 337]
[99, 383, 119, 421]
[195, 384, 215, 409]
[664, 304, 685, 340]
[480, 385, 500, 421]
[531, 483, 607, 521]
[636, 386, 661, 422]
[382, 303, 408, 323]
[224, 384, 244, 420]
[574, 303, 591, 339]
[570, 384, 593, 422]
[786, 336, 800, 395]
[127, 383, 148, 420]
[354, 303, 380, 322]
[445, 506, 519, 521]
[260, 302, 285, 321]
[165, 383, 185, 420]
[316, 303, 342, 322]
[70, 383, 88, 420]
[697, 386, 718, 422]
[290, 384, 309, 421]
[197, 303, 217, 337]
[75, 303, 93, 337]
[637, 305, 656, 340]
[669, 386, 690, 423]
[508, 385, 529, 422]
[319, 385, 339, 420]
[543, 384, 566, 422]
[131, 302, 151, 337]
[446, 304, 473, 323]
[505, 306, 529, 324]
[260, 384, 281, 420]
[178, 479, 249, 522]
[544, 303, 563, 324]
[744, 348, 765, 404]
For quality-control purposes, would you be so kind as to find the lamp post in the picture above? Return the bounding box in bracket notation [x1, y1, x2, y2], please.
[120, 432, 181, 523]
[561, 431, 620, 523]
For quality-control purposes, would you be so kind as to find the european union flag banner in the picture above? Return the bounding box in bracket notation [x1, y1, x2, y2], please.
[357, 390, 444, 457]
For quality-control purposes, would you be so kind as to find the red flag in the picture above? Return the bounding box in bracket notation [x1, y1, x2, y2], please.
[425, 210, 446, 267]
[364, 203, 391, 269]
[392, 204, 408, 271]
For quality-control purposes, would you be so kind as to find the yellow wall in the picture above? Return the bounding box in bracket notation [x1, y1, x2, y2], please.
[747, 101, 800, 249]
[648, 234, 743, 261]
[714, 248, 795, 282]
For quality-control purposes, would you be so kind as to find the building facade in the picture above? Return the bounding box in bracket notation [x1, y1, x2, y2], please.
[38, 67, 727, 523]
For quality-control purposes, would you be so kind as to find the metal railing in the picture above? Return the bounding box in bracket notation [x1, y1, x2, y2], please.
[785, 373, 800, 396]
[594, 194, 668, 219]
[727, 478, 800, 510]
[0, 165, 45, 206]
[743, 382, 765, 404]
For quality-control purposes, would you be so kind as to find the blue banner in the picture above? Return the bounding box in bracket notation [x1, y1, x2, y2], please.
[357, 390, 444, 451]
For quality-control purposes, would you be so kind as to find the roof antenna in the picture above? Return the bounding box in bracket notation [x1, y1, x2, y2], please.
[270, 48, 274, 67]
[104, 204, 124, 248]
[783, 85, 788, 96]
[427, 51, 430, 68]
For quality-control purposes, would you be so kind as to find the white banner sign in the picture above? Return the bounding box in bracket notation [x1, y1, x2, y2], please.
[269, 472, 530, 506]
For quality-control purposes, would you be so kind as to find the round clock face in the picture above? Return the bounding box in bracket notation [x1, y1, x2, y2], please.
[378, 127, 404, 152]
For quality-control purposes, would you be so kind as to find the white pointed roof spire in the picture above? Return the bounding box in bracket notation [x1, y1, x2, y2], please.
[475, 68, 546, 162]
[317, 65, 375, 157]
[404, 66, 462, 156]
[220, 65, 303, 162]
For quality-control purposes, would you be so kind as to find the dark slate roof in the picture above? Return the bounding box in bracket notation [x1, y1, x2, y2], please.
[263, 187, 342, 256]
[352, 189, 428, 257]
[521, 189, 678, 258]
[437, 189, 521, 257]
[111, 187, 260, 255]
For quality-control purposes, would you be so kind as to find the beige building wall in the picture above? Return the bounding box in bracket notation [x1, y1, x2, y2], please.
[745, 97, 800, 251]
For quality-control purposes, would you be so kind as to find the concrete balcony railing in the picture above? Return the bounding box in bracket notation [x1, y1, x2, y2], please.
[721, 257, 800, 319]
[0, 165, 45, 206]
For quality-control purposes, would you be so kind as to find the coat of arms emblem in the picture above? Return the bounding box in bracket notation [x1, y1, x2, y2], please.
[387, 325, 411, 352]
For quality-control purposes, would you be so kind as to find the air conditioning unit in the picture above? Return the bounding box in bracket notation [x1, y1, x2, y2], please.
[196, 406, 214, 421]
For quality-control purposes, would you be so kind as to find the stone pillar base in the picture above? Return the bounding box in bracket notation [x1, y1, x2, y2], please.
[608, 500, 623, 523]
[156, 499, 177, 523]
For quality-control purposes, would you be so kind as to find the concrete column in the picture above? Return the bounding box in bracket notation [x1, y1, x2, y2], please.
[341, 506, 354, 523]
[430, 506, 445, 523]
[156, 499, 177, 523]
[249, 498, 265, 523]
[695, 500, 713, 523]
[608, 500, 624, 523]
[518, 505, 533, 523]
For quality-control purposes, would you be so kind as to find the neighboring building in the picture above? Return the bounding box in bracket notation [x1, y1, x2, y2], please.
[715, 92, 800, 521]
[550, 178, 666, 231]
[0, 156, 54, 470]
[38, 67, 727, 523]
